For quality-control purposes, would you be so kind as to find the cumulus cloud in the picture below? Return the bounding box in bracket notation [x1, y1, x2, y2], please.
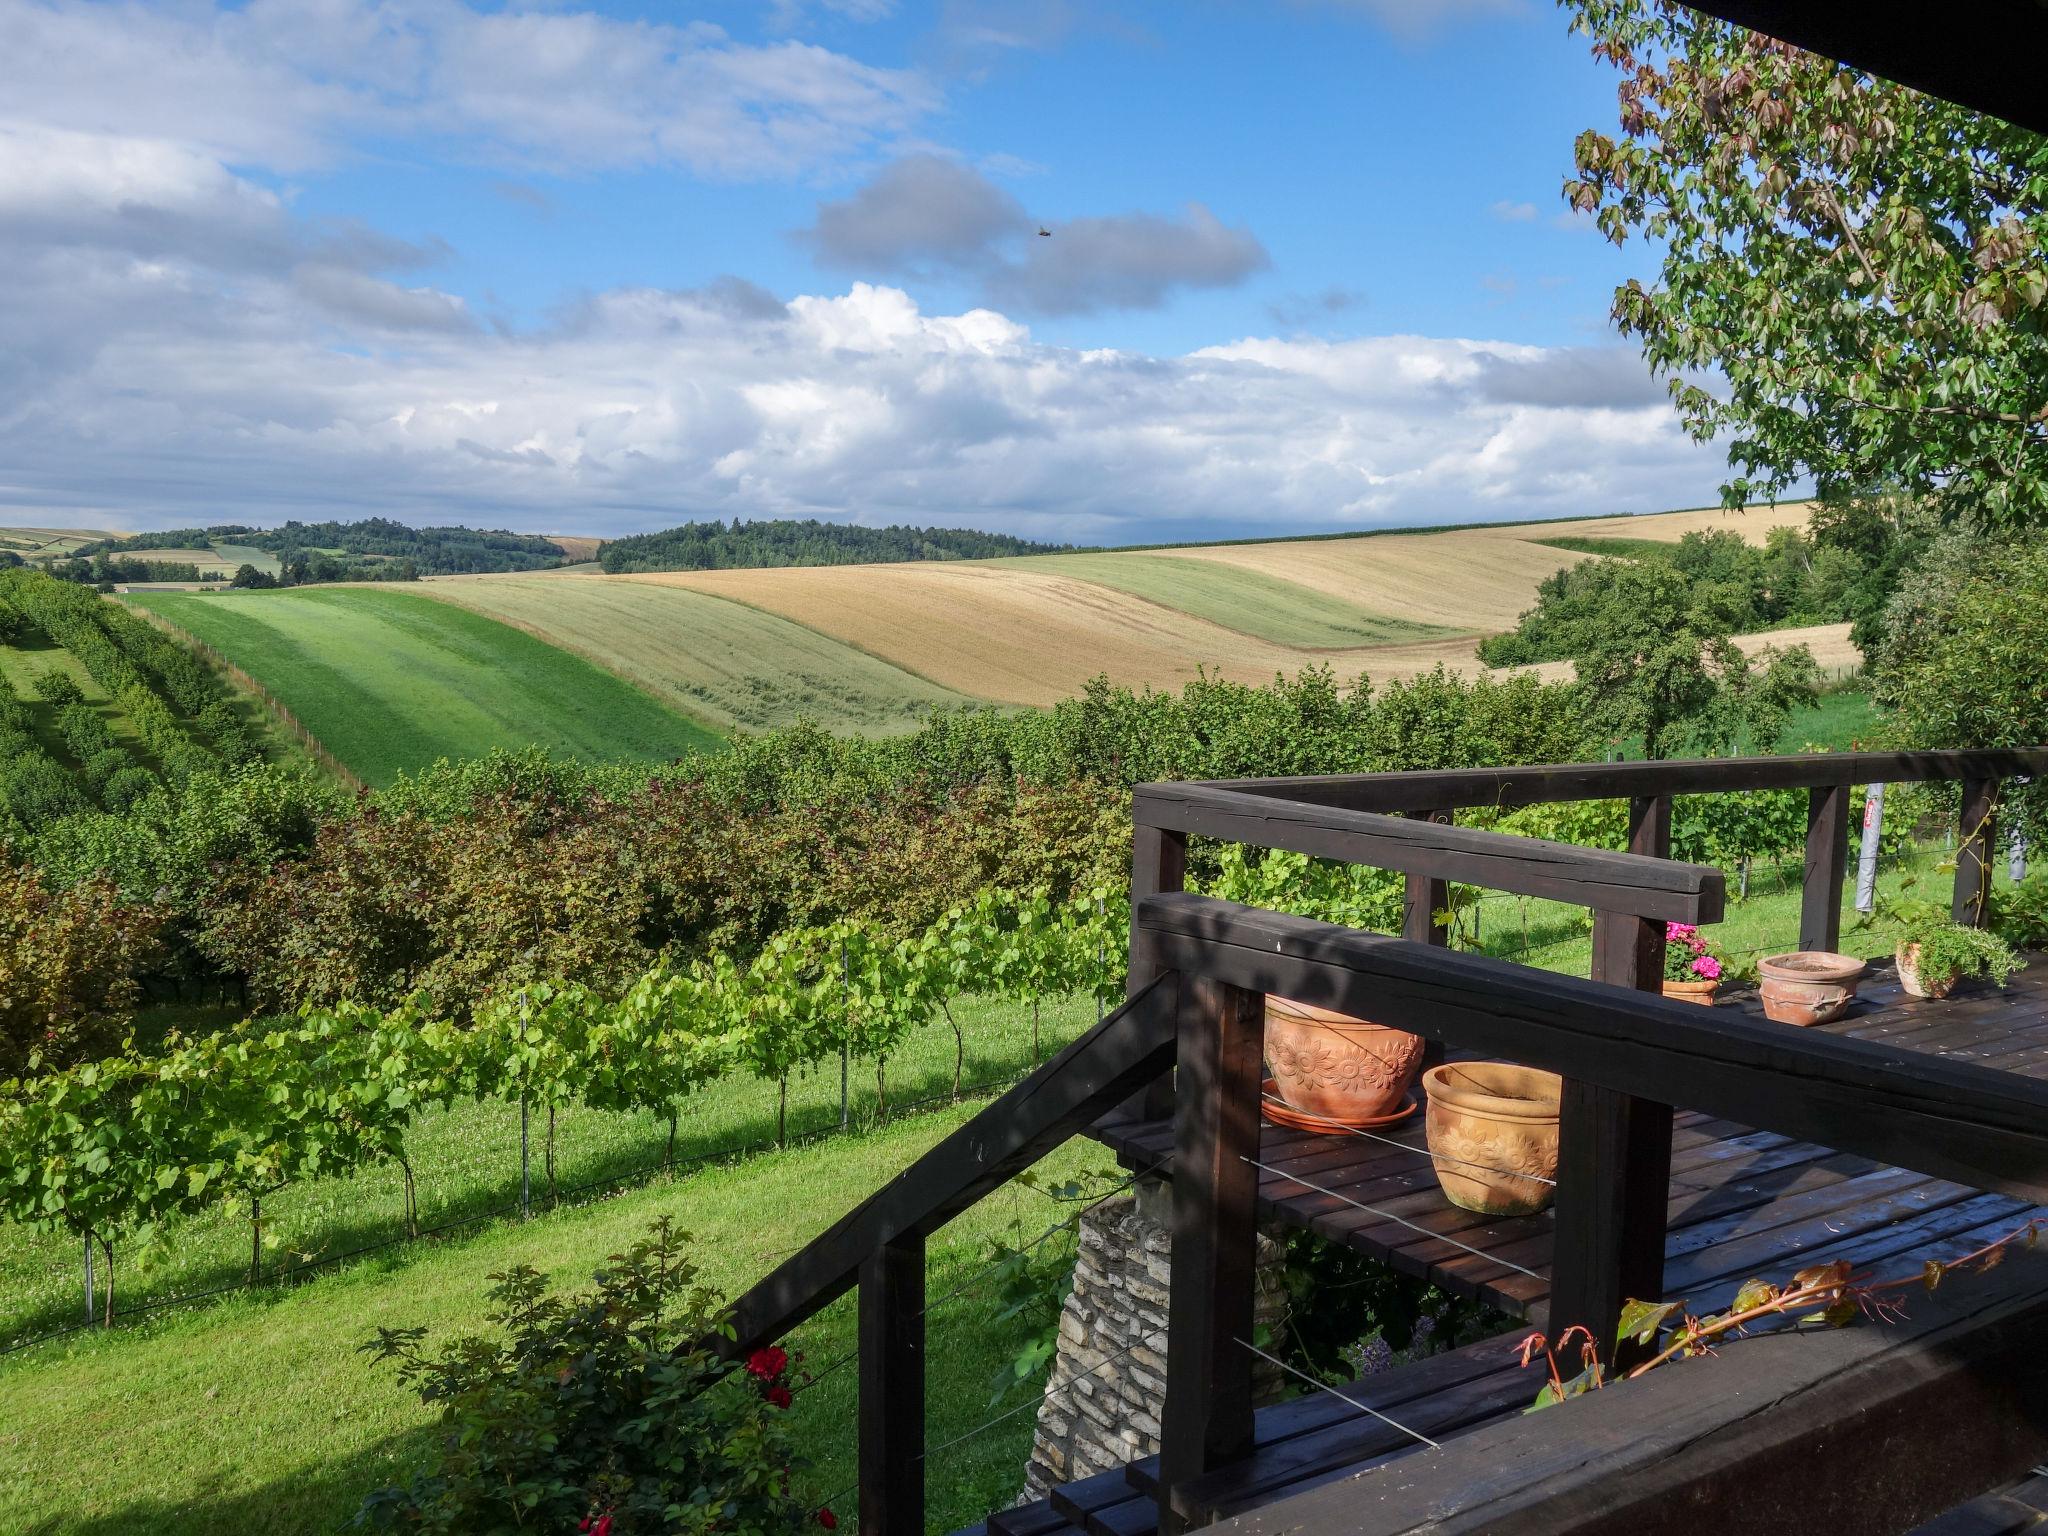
[798, 156, 1269, 315]
[0, 0, 936, 177]
[0, 190, 1726, 541]
[799, 154, 1030, 269]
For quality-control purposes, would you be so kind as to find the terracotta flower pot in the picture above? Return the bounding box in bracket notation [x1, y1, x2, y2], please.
[1897, 942, 1959, 1000]
[1757, 952, 1866, 1027]
[1421, 1061, 1561, 1216]
[1264, 996, 1424, 1122]
[1661, 978, 1719, 1007]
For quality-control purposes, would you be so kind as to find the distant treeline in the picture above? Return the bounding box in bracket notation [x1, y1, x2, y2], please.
[597, 517, 1069, 573]
[62, 518, 569, 582]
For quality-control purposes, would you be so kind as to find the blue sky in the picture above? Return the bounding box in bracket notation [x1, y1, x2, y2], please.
[0, 0, 1732, 542]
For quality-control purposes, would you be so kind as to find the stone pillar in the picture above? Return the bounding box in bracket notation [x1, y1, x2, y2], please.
[1022, 1179, 1289, 1499]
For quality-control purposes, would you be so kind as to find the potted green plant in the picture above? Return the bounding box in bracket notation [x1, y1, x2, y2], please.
[1661, 922, 1727, 1005]
[1888, 900, 2023, 999]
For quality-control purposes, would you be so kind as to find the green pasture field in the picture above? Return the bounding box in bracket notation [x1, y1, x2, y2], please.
[994, 550, 1462, 649]
[0, 995, 1100, 1536]
[125, 587, 722, 785]
[421, 574, 976, 735]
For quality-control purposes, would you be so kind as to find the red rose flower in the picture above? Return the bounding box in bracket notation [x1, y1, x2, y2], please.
[766, 1384, 793, 1409]
[746, 1346, 789, 1380]
[817, 1509, 839, 1530]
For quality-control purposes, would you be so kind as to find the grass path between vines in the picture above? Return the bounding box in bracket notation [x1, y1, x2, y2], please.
[0, 1090, 1103, 1536]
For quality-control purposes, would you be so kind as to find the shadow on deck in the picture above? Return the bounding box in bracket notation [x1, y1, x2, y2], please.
[968, 956, 2048, 1536]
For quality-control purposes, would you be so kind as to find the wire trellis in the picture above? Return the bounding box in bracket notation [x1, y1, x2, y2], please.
[2, 1062, 1048, 1359]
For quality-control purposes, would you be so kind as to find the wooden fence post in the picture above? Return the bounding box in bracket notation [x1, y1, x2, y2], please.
[1956, 777, 1999, 927]
[1113, 819, 1188, 1125]
[1552, 794, 1673, 1369]
[1405, 807, 1453, 1071]
[858, 1231, 924, 1536]
[1801, 783, 1851, 952]
[1157, 975, 1262, 1534]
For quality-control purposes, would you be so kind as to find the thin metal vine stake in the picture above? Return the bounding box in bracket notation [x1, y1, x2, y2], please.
[519, 1096, 531, 1219]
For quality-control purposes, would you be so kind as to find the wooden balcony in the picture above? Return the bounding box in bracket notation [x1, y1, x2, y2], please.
[713, 749, 2048, 1536]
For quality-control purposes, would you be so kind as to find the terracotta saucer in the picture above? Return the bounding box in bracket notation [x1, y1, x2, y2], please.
[1259, 1078, 1419, 1135]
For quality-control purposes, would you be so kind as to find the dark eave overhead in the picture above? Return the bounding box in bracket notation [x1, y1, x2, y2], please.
[1684, 0, 2048, 136]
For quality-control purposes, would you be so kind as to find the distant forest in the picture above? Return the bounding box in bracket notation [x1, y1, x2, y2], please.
[64, 519, 568, 581]
[597, 518, 1068, 573]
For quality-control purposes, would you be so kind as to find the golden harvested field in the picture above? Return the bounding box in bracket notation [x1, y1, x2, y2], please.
[546, 535, 606, 562]
[405, 501, 1849, 729]
[624, 502, 1829, 706]
[1163, 502, 1816, 629]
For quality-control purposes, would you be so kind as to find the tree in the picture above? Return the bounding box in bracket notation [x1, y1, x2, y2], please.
[1870, 533, 2048, 827]
[1563, 559, 1817, 758]
[1565, 0, 2048, 525]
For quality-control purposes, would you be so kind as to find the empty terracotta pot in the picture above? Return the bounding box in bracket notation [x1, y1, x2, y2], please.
[1896, 942, 1958, 1000]
[1758, 952, 1866, 1026]
[1422, 1061, 1561, 1216]
[1264, 996, 1424, 1121]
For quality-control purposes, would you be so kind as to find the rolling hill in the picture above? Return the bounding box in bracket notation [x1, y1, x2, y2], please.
[105, 501, 1849, 771]
[128, 588, 722, 785]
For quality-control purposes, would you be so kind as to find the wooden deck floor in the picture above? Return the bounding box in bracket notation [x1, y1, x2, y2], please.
[1098, 957, 2048, 1329]
[960, 957, 2048, 1536]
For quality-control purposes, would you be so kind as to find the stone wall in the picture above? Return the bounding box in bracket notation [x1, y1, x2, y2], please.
[1021, 1178, 1289, 1500]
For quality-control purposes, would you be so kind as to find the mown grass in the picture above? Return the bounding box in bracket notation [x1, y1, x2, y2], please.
[0, 994, 1102, 1536]
[0, 1106, 1098, 1536]
[421, 575, 976, 735]
[1462, 835, 2007, 978]
[995, 551, 1462, 649]
[127, 587, 723, 784]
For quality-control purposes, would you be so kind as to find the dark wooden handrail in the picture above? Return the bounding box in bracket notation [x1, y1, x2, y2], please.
[1132, 783, 1725, 922]
[716, 972, 1182, 1363]
[1193, 748, 2048, 815]
[1137, 894, 2048, 1204]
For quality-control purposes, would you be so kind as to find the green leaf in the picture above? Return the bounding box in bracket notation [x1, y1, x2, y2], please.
[1617, 1298, 1682, 1347]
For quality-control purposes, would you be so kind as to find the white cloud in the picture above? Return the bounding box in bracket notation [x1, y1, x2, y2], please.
[1490, 199, 1538, 222]
[0, 0, 936, 177]
[0, 195, 1727, 540]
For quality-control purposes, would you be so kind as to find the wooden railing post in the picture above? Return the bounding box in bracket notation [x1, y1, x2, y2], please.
[857, 1232, 924, 1536]
[1157, 975, 1262, 1534]
[1114, 820, 1188, 1124]
[1956, 777, 1999, 927]
[1801, 782, 1851, 952]
[1405, 807, 1452, 1071]
[1552, 794, 1673, 1369]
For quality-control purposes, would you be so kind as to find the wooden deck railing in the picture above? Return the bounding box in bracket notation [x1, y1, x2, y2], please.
[709, 749, 2048, 1535]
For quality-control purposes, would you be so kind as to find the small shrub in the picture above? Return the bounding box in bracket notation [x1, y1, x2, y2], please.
[353, 1220, 829, 1535]
[30, 669, 85, 707]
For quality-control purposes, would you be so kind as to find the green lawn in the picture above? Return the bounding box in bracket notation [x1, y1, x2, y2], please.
[1775, 688, 1880, 753]
[998, 550, 1460, 648]
[1462, 835, 2002, 977]
[0, 994, 1103, 1535]
[126, 587, 723, 785]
